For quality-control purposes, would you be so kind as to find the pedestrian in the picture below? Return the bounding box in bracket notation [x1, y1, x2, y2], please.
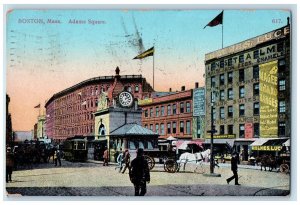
[6, 147, 14, 183]
[115, 149, 124, 172]
[226, 151, 241, 185]
[54, 149, 62, 166]
[121, 149, 130, 174]
[103, 147, 109, 166]
[129, 148, 150, 196]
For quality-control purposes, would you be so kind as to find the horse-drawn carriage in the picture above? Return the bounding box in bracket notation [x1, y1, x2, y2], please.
[143, 149, 178, 173]
[255, 153, 290, 174]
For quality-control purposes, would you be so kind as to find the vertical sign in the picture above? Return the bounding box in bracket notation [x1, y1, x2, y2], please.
[193, 88, 205, 116]
[245, 123, 253, 138]
[259, 60, 278, 137]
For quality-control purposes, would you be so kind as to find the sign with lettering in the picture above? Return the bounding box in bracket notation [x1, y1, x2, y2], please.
[252, 146, 282, 151]
[206, 134, 236, 139]
[193, 88, 205, 116]
[245, 123, 253, 139]
[205, 26, 289, 61]
[259, 60, 278, 137]
[138, 98, 153, 105]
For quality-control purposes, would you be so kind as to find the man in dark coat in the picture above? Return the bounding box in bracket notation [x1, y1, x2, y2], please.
[6, 147, 14, 183]
[226, 151, 241, 185]
[129, 148, 150, 196]
[121, 149, 130, 174]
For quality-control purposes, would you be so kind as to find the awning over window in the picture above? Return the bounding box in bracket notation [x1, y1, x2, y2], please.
[204, 139, 234, 147]
[250, 138, 269, 146]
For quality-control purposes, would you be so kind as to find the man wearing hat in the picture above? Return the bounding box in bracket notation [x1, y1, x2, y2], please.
[6, 147, 14, 183]
[226, 151, 241, 185]
[121, 149, 130, 174]
[129, 148, 150, 196]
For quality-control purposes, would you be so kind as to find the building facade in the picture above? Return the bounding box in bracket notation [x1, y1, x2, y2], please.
[204, 24, 290, 155]
[6, 94, 13, 146]
[37, 115, 46, 139]
[45, 67, 153, 142]
[140, 87, 193, 140]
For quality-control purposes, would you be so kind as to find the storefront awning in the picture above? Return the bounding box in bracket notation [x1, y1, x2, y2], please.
[204, 139, 234, 147]
[250, 138, 269, 146]
[283, 139, 290, 147]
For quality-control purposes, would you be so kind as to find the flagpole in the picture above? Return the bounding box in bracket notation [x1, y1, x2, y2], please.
[222, 23, 224, 49]
[153, 46, 155, 90]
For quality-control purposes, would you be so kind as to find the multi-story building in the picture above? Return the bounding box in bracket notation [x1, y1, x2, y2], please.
[204, 22, 290, 158]
[140, 86, 193, 140]
[37, 115, 46, 139]
[45, 67, 153, 142]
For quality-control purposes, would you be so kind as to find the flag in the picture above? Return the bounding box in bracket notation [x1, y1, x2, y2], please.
[133, 47, 154, 60]
[204, 11, 223, 29]
[34, 104, 40, 108]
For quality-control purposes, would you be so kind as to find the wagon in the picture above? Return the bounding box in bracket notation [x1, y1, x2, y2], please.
[143, 149, 178, 173]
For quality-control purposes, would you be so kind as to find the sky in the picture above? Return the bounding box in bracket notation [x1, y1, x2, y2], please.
[5, 9, 291, 131]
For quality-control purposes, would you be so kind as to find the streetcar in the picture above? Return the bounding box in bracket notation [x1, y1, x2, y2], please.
[62, 137, 88, 162]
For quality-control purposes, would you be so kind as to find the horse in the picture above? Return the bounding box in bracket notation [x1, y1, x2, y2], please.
[177, 149, 211, 172]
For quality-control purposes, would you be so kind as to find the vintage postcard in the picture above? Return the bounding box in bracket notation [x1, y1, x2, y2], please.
[4, 7, 292, 198]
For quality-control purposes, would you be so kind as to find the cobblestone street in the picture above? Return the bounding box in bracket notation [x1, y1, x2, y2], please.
[5, 160, 290, 197]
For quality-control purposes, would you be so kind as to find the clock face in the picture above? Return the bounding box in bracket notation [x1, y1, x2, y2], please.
[118, 91, 133, 107]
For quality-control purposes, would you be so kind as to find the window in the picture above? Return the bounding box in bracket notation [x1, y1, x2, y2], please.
[144, 124, 148, 129]
[173, 104, 177, 115]
[180, 121, 184, 133]
[220, 107, 225, 119]
[144, 109, 148, 118]
[228, 88, 233, 100]
[220, 90, 225, 101]
[239, 124, 245, 138]
[254, 103, 260, 115]
[156, 107, 159, 117]
[254, 123, 259, 137]
[253, 65, 259, 79]
[160, 124, 165, 135]
[135, 85, 139, 93]
[239, 86, 245, 98]
[167, 105, 171, 115]
[186, 102, 191, 113]
[220, 74, 225, 85]
[211, 62, 216, 70]
[253, 50, 259, 59]
[239, 69, 244, 82]
[279, 79, 286, 91]
[180, 102, 184, 113]
[278, 59, 285, 72]
[167, 123, 171, 134]
[161, 106, 165, 116]
[220, 60, 224, 68]
[150, 124, 153, 131]
[239, 104, 245, 116]
[220, 125, 225, 135]
[127, 86, 132, 92]
[253, 83, 259, 95]
[278, 122, 285, 136]
[155, 124, 159, 134]
[277, 42, 284, 52]
[186, 121, 191, 134]
[279, 101, 286, 113]
[172, 122, 177, 134]
[227, 58, 232, 66]
[228, 106, 233, 118]
[239, 55, 244, 63]
[212, 107, 216, 120]
[228, 125, 233, 135]
[228, 72, 233, 84]
[211, 76, 216, 88]
[150, 108, 153, 117]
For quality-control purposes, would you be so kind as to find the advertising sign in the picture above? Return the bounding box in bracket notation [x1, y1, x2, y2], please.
[193, 88, 205, 116]
[252, 146, 282, 151]
[259, 60, 278, 137]
[245, 123, 253, 138]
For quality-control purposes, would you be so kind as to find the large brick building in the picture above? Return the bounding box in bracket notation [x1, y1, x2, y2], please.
[45, 67, 153, 142]
[204, 22, 290, 156]
[140, 86, 194, 140]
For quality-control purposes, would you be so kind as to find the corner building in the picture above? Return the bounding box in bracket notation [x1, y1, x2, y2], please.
[204, 24, 290, 153]
[45, 67, 153, 142]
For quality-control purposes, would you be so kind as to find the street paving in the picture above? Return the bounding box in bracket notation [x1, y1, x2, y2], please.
[5, 160, 290, 197]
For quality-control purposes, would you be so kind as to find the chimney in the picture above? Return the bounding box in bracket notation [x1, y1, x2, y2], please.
[169, 88, 172, 92]
[181, 86, 185, 91]
[195, 82, 199, 88]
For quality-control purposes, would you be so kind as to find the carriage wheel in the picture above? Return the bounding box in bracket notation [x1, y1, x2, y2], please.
[164, 159, 178, 173]
[144, 155, 155, 170]
[280, 164, 289, 174]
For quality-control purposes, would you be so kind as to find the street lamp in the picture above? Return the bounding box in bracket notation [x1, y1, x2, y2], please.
[204, 88, 221, 177]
